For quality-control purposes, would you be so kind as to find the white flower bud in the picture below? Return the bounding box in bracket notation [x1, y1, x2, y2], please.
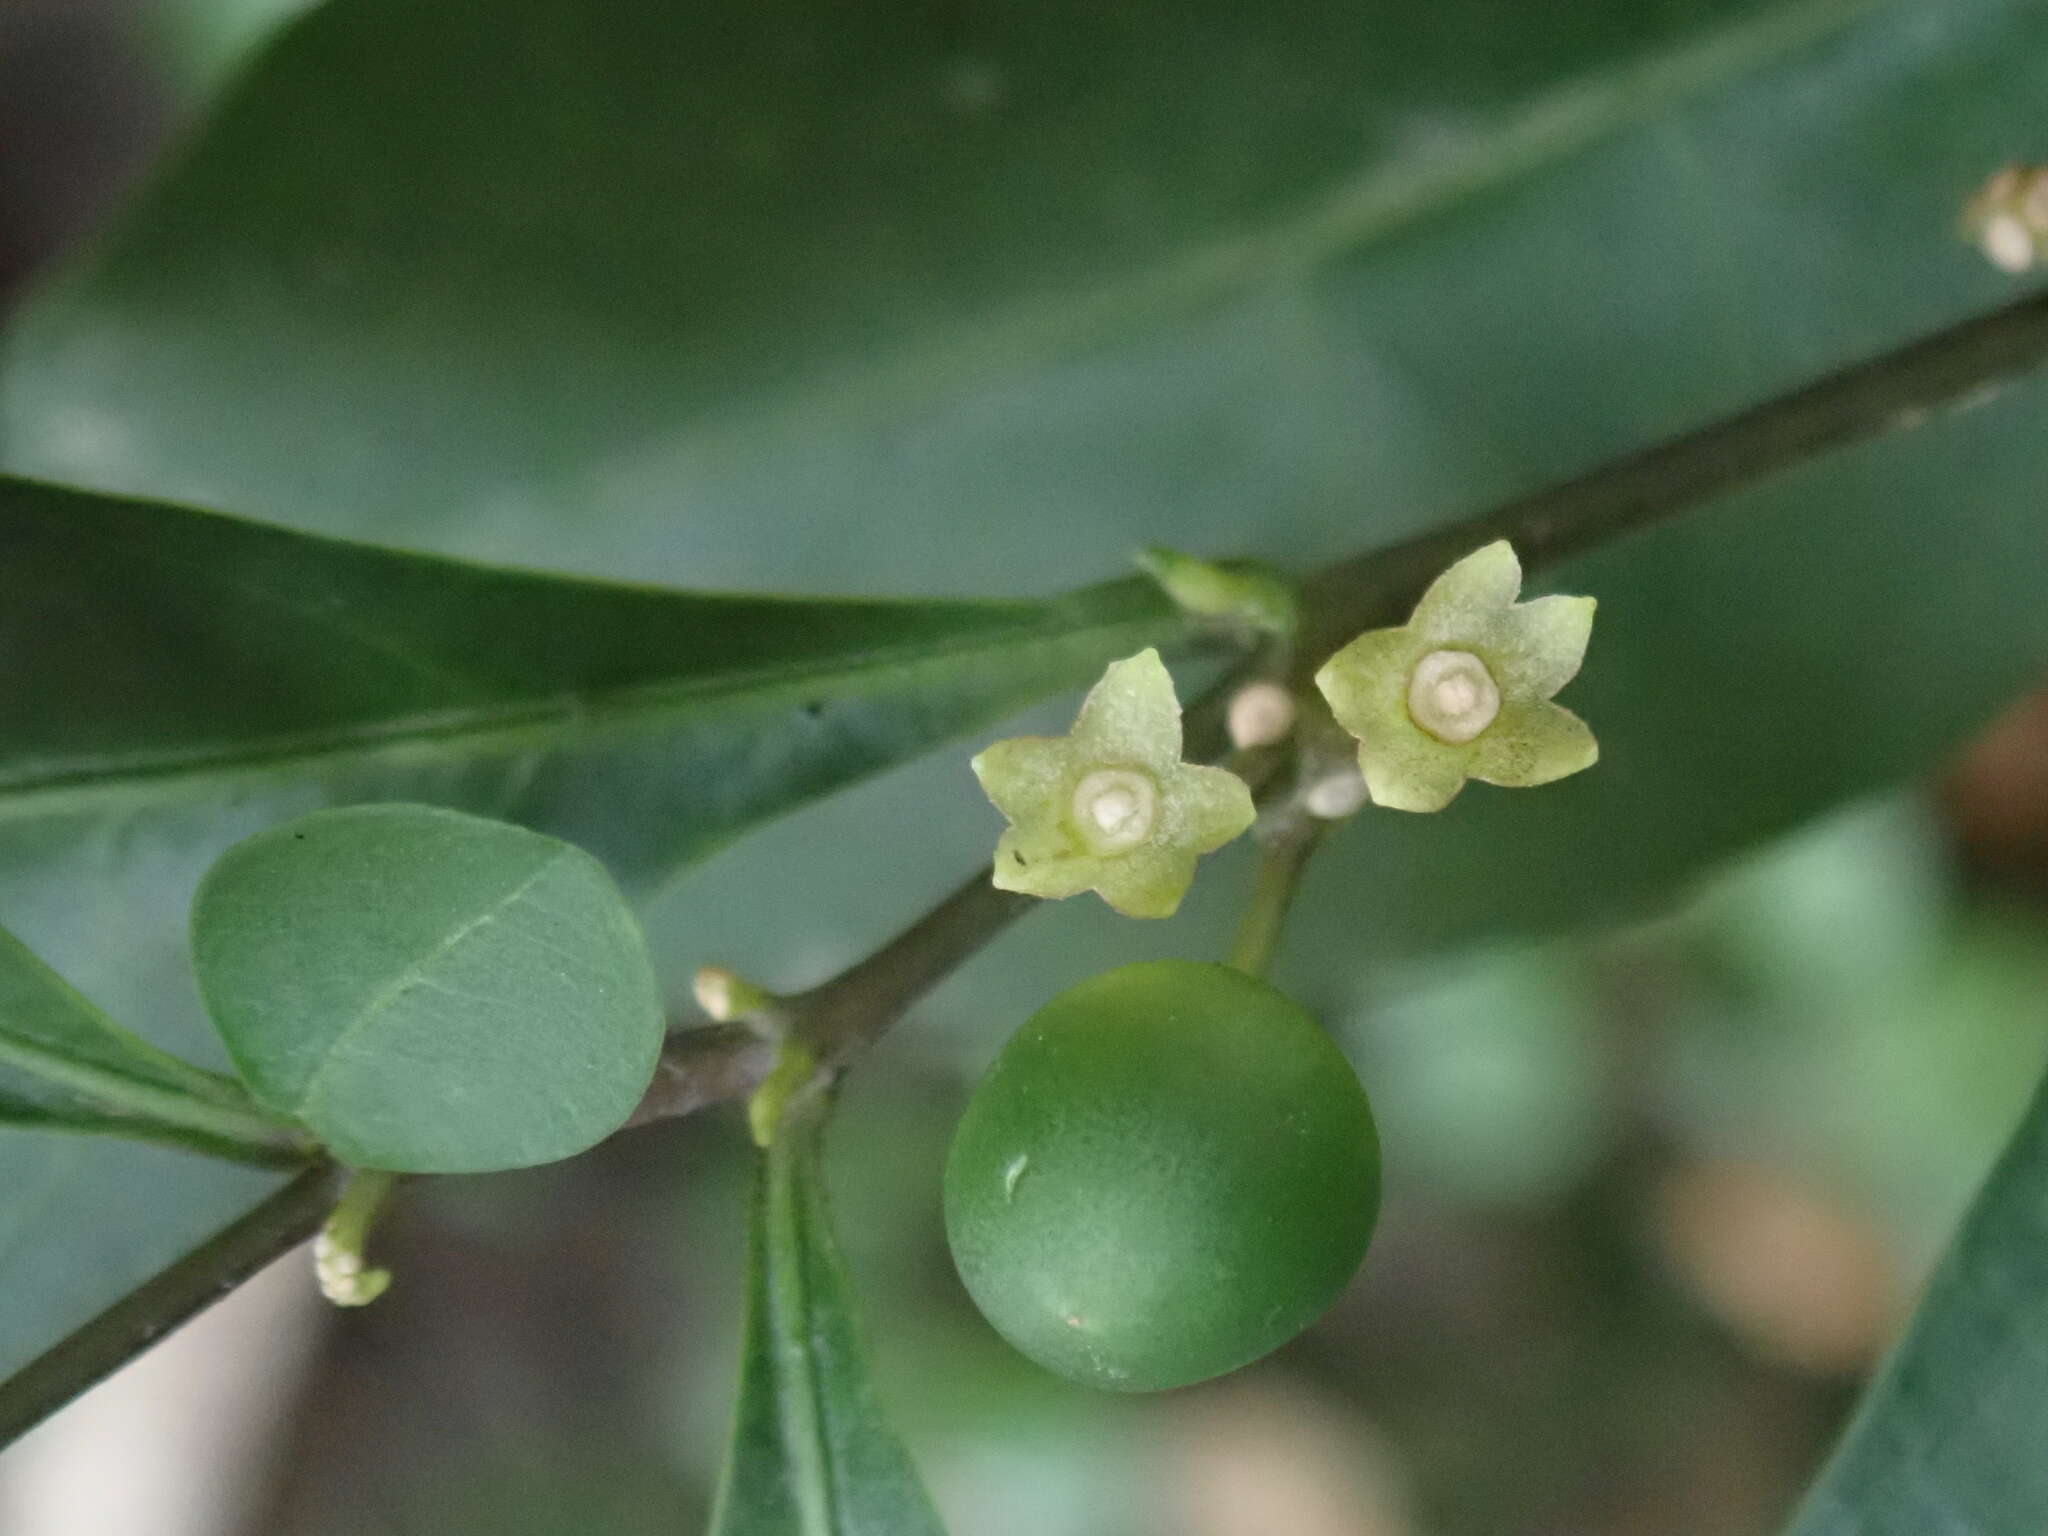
[1303, 767, 1369, 820]
[693, 965, 743, 1022]
[1227, 682, 1297, 749]
[1981, 214, 2037, 274]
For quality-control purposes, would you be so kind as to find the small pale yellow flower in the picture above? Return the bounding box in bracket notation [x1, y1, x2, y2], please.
[1313, 541, 1597, 813]
[972, 650, 1255, 918]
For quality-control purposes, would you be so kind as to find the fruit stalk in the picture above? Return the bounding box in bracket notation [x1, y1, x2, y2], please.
[1226, 821, 1326, 979]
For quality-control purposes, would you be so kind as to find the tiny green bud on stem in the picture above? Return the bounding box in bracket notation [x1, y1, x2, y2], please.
[693, 965, 775, 1024]
[1136, 547, 1299, 636]
[1303, 766, 1369, 821]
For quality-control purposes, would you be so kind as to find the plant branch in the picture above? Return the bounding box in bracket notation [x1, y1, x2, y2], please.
[635, 284, 2048, 1118]
[1298, 286, 2048, 661]
[1227, 819, 1327, 979]
[626, 1022, 784, 1128]
[0, 1160, 338, 1447]
[791, 874, 1037, 1071]
[12, 286, 2044, 1453]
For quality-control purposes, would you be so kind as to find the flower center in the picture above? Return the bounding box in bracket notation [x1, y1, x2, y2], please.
[1071, 768, 1159, 853]
[1407, 649, 1500, 744]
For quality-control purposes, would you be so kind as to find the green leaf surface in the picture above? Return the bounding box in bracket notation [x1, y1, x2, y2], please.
[712, 1104, 948, 1536]
[0, 0, 2039, 968]
[4, 0, 2048, 1434]
[1785, 1067, 2048, 1535]
[7, 0, 1867, 582]
[0, 476, 1185, 890]
[0, 920, 225, 1123]
[0, 920, 297, 1160]
[192, 804, 664, 1172]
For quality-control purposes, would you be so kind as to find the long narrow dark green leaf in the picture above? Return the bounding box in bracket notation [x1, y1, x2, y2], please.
[712, 1105, 947, 1536]
[0, 475, 1187, 890]
[1784, 1069, 2048, 1535]
[0, 920, 299, 1159]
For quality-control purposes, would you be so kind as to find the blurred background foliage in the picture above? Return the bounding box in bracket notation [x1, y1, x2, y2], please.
[0, 0, 2045, 1532]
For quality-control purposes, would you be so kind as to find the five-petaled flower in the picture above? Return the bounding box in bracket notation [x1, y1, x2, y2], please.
[972, 649, 1255, 918]
[1314, 540, 1597, 813]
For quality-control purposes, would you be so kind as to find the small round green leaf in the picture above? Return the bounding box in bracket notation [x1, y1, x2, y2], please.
[191, 804, 663, 1173]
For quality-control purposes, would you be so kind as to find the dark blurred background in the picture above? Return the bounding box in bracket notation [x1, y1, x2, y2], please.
[2, 5, 2046, 1534]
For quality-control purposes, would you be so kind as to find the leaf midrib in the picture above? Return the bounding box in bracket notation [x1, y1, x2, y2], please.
[0, 597, 1180, 820]
[673, 0, 1882, 461]
[0, 1032, 298, 1148]
[289, 848, 570, 1121]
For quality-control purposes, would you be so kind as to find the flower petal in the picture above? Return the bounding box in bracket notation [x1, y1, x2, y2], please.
[1409, 540, 1521, 646]
[1470, 700, 1598, 788]
[1358, 728, 1470, 813]
[1314, 626, 1422, 742]
[1490, 594, 1595, 699]
[1164, 762, 1257, 855]
[990, 826, 1104, 901]
[1069, 647, 1183, 769]
[1092, 846, 1201, 919]
[970, 735, 1073, 823]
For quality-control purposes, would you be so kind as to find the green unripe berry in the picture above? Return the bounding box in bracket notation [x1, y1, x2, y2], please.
[943, 961, 1380, 1392]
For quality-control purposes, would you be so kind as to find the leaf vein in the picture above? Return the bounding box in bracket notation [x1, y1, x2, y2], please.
[291, 849, 570, 1122]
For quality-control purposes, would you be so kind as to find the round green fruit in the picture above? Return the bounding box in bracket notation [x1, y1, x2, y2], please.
[943, 960, 1379, 1392]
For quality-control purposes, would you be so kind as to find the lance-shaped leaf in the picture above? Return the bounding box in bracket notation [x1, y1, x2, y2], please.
[0, 921, 302, 1162]
[1783, 1067, 2048, 1536]
[0, 477, 1190, 892]
[712, 1101, 948, 1536]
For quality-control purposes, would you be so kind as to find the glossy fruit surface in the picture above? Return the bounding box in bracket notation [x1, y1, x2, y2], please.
[943, 960, 1379, 1391]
